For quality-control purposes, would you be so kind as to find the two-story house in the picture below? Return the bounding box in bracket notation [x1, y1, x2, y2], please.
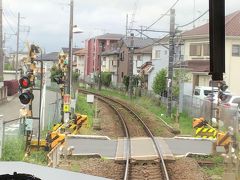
[178, 10, 240, 95]
[73, 48, 87, 81]
[118, 37, 154, 87]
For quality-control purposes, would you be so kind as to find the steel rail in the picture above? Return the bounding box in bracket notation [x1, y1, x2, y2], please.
[79, 89, 170, 180]
[96, 97, 130, 180]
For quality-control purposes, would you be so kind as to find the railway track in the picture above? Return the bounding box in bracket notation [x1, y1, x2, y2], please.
[79, 89, 170, 180]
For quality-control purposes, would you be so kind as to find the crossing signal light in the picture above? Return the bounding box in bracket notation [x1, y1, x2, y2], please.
[19, 76, 31, 89]
[19, 90, 34, 105]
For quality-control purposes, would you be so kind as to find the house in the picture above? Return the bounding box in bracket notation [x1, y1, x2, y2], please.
[73, 48, 87, 81]
[61, 48, 81, 67]
[36, 52, 59, 86]
[85, 33, 124, 82]
[5, 52, 28, 70]
[101, 48, 119, 86]
[117, 37, 154, 87]
[146, 40, 170, 91]
[178, 10, 240, 95]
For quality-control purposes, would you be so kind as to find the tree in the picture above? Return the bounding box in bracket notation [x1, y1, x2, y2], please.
[72, 71, 80, 82]
[123, 75, 129, 91]
[172, 69, 189, 100]
[152, 69, 167, 96]
[50, 65, 62, 82]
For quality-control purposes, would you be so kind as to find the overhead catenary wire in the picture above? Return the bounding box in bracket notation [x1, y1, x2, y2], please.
[144, 0, 180, 31]
[177, 9, 209, 28]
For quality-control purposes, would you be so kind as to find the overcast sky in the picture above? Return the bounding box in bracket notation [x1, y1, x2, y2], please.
[3, 0, 240, 53]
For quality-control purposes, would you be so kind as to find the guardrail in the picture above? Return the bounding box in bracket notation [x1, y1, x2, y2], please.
[0, 86, 7, 104]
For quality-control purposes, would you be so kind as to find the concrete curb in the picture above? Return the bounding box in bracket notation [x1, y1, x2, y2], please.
[173, 136, 216, 142]
[67, 134, 111, 140]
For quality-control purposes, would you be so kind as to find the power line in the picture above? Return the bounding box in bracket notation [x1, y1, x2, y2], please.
[137, 33, 170, 50]
[177, 9, 209, 28]
[2, 11, 16, 34]
[144, 0, 180, 30]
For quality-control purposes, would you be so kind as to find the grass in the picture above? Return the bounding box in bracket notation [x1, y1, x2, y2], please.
[75, 94, 94, 129]
[24, 150, 48, 165]
[194, 155, 224, 177]
[1, 136, 25, 161]
[86, 87, 194, 135]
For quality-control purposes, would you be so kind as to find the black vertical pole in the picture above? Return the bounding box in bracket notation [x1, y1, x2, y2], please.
[209, 0, 225, 81]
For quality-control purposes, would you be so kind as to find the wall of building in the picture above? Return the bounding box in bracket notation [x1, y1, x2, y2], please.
[148, 45, 169, 90]
[118, 45, 129, 85]
[225, 38, 240, 95]
[183, 38, 209, 60]
[133, 53, 151, 75]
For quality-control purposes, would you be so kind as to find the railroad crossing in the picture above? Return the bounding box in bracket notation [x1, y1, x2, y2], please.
[65, 135, 225, 160]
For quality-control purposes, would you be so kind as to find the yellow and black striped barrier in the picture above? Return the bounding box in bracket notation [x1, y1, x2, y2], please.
[195, 127, 217, 139]
[46, 131, 65, 150]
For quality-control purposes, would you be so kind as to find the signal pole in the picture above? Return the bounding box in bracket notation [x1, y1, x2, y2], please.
[68, 0, 73, 95]
[167, 9, 175, 116]
[15, 12, 20, 80]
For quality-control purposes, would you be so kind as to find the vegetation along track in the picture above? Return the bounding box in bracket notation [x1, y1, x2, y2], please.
[79, 89, 170, 180]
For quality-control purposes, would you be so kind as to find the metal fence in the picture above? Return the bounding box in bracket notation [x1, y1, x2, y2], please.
[0, 87, 7, 105]
[0, 116, 25, 159]
[182, 95, 239, 129]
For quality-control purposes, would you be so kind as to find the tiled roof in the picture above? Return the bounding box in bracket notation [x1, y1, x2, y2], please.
[96, 33, 124, 40]
[62, 48, 81, 54]
[182, 10, 240, 37]
[74, 48, 87, 55]
[123, 37, 155, 48]
[101, 49, 120, 56]
[174, 60, 209, 72]
[39, 52, 59, 61]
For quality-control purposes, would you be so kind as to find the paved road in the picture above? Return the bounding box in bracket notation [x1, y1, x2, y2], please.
[66, 136, 226, 160]
[0, 90, 60, 135]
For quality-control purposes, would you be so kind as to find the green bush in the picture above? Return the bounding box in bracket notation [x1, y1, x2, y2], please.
[152, 69, 167, 96]
[101, 72, 112, 87]
[72, 71, 80, 82]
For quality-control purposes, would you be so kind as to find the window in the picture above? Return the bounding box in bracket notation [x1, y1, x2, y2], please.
[155, 50, 161, 58]
[194, 89, 200, 96]
[232, 45, 240, 56]
[190, 44, 202, 56]
[203, 44, 210, 56]
[190, 43, 209, 57]
[121, 72, 124, 78]
[137, 55, 141, 60]
[120, 52, 124, 61]
[112, 60, 117, 66]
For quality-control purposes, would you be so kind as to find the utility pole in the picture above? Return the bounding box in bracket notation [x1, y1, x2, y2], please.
[128, 33, 134, 99]
[68, 0, 73, 95]
[167, 9, 175, 116]
[126, 14, 128, 37]
[98, 42, 103, 91]
[15, 12, 20, 80]
[0, 0, 3, 85]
